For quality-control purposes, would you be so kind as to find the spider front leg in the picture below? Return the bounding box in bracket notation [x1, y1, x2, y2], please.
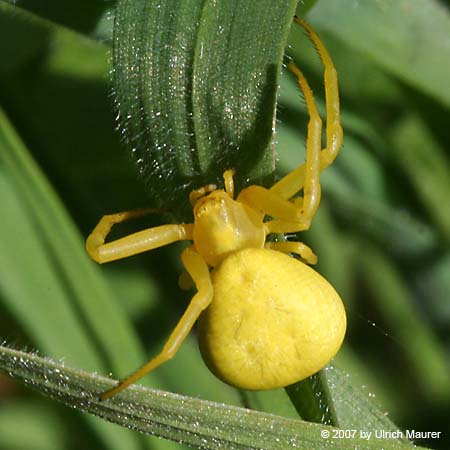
[100, 246, 213, 400]
[86, 208, 193, 263]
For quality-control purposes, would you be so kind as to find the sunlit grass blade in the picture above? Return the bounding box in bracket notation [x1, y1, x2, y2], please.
[0, 345, 432, 450]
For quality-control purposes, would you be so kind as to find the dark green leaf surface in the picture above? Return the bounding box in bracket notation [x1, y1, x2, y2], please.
[114, 0, 297, 218]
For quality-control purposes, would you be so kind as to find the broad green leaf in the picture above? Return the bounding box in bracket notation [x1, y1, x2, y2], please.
[309, 0, 450, 108]
[0, 345, 431, 450]
[113, 0, 297, 218]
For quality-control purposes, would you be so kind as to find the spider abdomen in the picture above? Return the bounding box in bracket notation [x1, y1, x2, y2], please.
[198, 248, 346, 390]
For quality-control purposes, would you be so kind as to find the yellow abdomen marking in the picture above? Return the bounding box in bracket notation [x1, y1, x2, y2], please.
[199, 248, 346, 390]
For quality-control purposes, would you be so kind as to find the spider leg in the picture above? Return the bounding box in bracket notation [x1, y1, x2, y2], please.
[86, 208, 193, 263]
[100, 246, 213, 400]
[240, 18, 342, 235]
[237, 25, 322, 232]
[270, 17, 343, 201]
[265, 241, 317, 265]
[271, 60, 322, 219]
[238, 184, 302, 222]
[237, 59, 321, 232]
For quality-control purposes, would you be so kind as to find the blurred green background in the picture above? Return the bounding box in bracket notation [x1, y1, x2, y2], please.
[0, 1, 449, 449]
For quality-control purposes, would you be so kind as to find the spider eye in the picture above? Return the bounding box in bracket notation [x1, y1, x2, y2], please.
[197, 204, 208, 216]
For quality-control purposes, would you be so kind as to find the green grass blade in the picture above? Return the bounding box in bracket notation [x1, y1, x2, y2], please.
[0, 345, 431, 450]
[239, 388, 300, 420]
[191, 1, 297, 188]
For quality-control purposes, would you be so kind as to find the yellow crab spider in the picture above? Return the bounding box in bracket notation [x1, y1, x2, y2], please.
[87, 16, 345, 400]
